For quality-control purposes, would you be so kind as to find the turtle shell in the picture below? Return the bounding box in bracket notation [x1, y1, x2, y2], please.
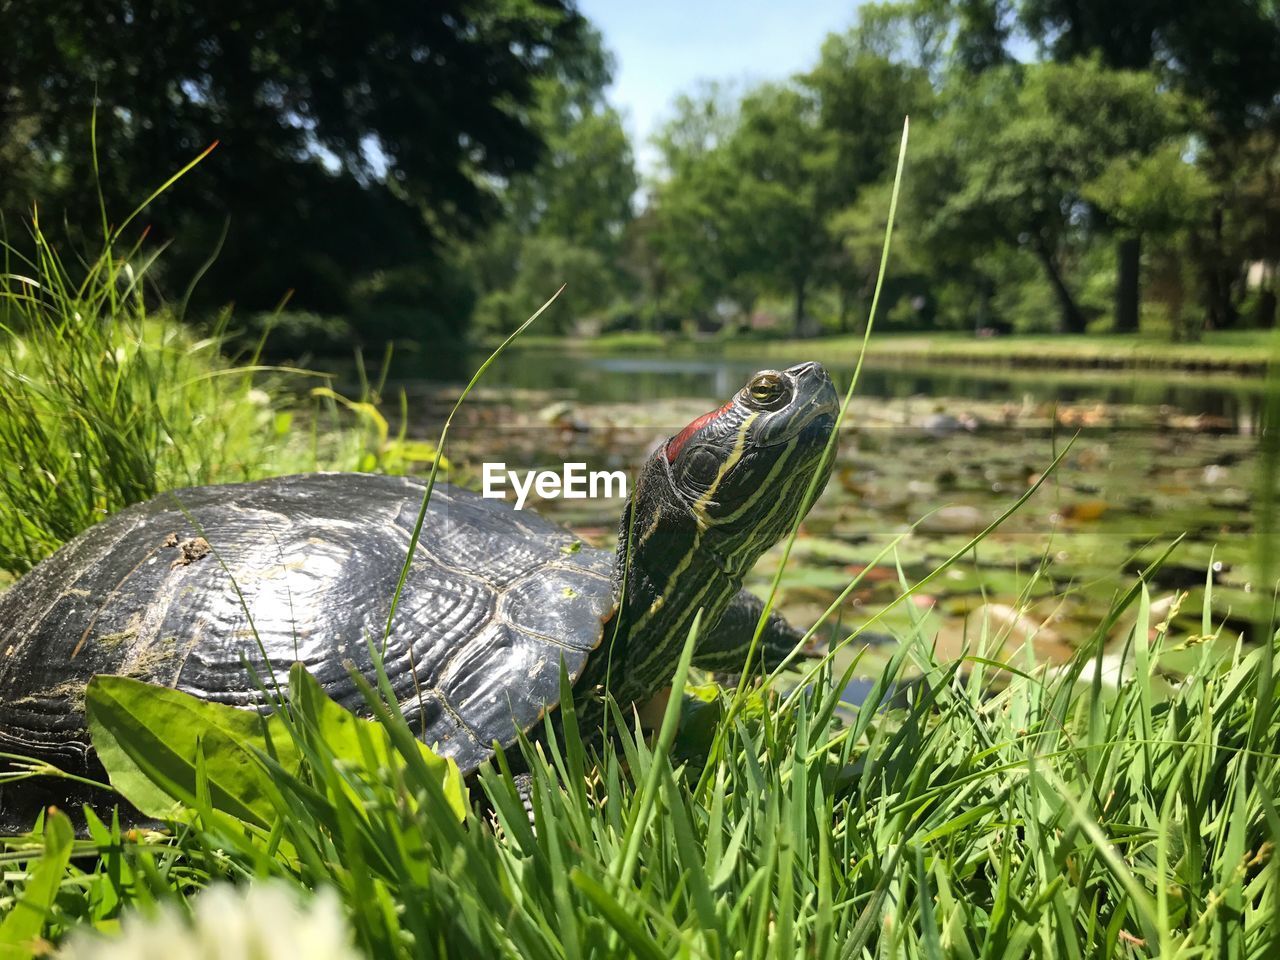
[0, 473, 615, 810]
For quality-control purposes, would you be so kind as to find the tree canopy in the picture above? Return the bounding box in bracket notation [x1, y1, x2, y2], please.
[0, 0, 588, 313]
[2, 0, 1277, 344]
[636, 0, 1278, 339]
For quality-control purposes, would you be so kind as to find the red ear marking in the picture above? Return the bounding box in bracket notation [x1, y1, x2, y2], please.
[665, 400, 733, 463]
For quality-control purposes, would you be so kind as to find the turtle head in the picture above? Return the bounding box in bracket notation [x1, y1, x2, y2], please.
[596, 363, 838, 704]
[628, 362, 839, 577]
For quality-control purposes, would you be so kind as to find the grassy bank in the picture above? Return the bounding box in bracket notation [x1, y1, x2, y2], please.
[4, 570, 1278, 958]
[0, 224, 443, 577]
[520, 330, 1272, 375]
[1, 227, 1277, 956]
[743, 331, 1273, 374]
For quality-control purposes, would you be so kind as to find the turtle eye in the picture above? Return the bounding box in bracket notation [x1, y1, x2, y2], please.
[745, 371, 789, 410]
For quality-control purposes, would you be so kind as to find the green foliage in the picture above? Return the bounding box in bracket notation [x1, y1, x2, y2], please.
[0, 220, 424, 576]
[473, 236, 614, 337]
[0, 222, 273, 573]
[908, 58, 1189, 333]
[347, 258, 479, 349]
[2, 574, 1278, 957]
[728, 85, 837, 333]
[1020, 0, 1280, 131]
[463, 25, 637, 339]
[0, 0, 588, 319]
[85, 664, 466, 829]
[646, 87, 754, 324]
[4, 0, 1276, 343]
[247, 311, 356, 360]
[649, 81, 849, 332]
[0, 811, 73, 959]
[624, 0, 1278, 340]
[1084, 142, 1216, 236]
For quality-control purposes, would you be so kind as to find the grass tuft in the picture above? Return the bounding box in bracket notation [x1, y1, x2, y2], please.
[0, 217, 416, 578]
[2, 571, 1277, 957]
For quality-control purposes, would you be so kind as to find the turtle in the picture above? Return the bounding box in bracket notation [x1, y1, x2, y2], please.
[0, 361, 839, 831]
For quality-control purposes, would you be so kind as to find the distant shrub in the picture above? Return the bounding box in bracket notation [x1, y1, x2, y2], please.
[350, 260, 476, 347]
[246, 310, 355, 359]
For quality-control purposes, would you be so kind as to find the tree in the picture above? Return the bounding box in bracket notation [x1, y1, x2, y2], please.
[472, 236, 613, 336]
[725, 85, 836, 334]
[949, 0, 1017, 75]
[0, 0, 588, 318]
[911, 59, 1187, 333]
[1020, 0, 1280, 329]
[1082, 143, 1214, 335]
[465, 24, 637, 335]
[497, 26, 636, 256]
[646, 85, 756, 326]
[651, 82, 839, 334]
[803, 14, 936, 327]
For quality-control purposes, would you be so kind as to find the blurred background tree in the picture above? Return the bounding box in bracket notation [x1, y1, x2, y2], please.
[2, 0, 1277, 347]
[465, 25, 636, 338]
[0, 0, 589, 334]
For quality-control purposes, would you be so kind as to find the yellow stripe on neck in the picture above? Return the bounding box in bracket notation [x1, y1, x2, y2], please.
[690, 412, 758, 531]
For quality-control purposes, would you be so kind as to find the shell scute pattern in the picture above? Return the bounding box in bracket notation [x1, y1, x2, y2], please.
[497, 565, 613, 648]
[400, 691, 484, 760]
[0, 473, 616, 779]
[404, 490, 584, 588]
[433, 623, 568, 765]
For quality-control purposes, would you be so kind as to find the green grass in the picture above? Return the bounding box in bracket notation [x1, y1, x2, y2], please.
[2, 141, 1277, 957]
[513, 330, 669, 352]
[2, 571, 1277, 958]
[0, 218, 437, 577]
[739, 330, 1271, 372]
[531, 330, 1271, 374]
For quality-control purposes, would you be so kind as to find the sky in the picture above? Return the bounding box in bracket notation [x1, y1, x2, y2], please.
[576, 0, 864, 173]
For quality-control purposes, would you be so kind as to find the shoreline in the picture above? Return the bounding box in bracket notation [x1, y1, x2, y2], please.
[510, 331, 1273, 377]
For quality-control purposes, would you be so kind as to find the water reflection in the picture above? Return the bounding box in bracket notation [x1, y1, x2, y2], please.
[406, 348, 1265, 430]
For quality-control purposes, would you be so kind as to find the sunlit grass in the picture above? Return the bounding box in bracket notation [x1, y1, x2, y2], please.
[1, 138, 1276, 959]
[530, 329, 1271, 374]
[2, 570, 1276, 957]
[0, 216, 429, 577]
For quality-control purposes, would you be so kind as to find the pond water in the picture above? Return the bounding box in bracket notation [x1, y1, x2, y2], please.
[389, 346, 1267, 692]
[401, 345, 1266, 424]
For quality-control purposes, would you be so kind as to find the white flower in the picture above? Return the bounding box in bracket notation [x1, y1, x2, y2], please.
[58, 881, 362, 960]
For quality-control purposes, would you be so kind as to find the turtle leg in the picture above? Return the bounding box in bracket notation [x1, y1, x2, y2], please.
[513, 772, 536, 825]
[475, 771, 539, 837]
[693, 588, 822, 677]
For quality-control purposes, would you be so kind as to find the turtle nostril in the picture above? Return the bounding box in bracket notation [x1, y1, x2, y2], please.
[788, 361, 832, 385]
[787, 362, 835, 395]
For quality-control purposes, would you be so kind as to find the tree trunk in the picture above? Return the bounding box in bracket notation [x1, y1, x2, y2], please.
[1114, 234, 1141, 333]
[1253, 286, 1277, 329]
[1195, 205, 1239, 331]
[972, 274, 994, 334]
[1204, 267, 1238, 330]
[1031, 239, 1086, 334]
[837, 284, 852, 333]
[794, 277, 808, 337]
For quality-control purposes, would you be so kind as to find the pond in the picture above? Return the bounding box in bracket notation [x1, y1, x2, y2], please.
[386, 346, 1266, 691]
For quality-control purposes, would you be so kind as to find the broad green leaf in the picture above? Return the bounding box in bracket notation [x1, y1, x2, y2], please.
[86, 675, 292, 826]
[85, 667, 466, 829]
